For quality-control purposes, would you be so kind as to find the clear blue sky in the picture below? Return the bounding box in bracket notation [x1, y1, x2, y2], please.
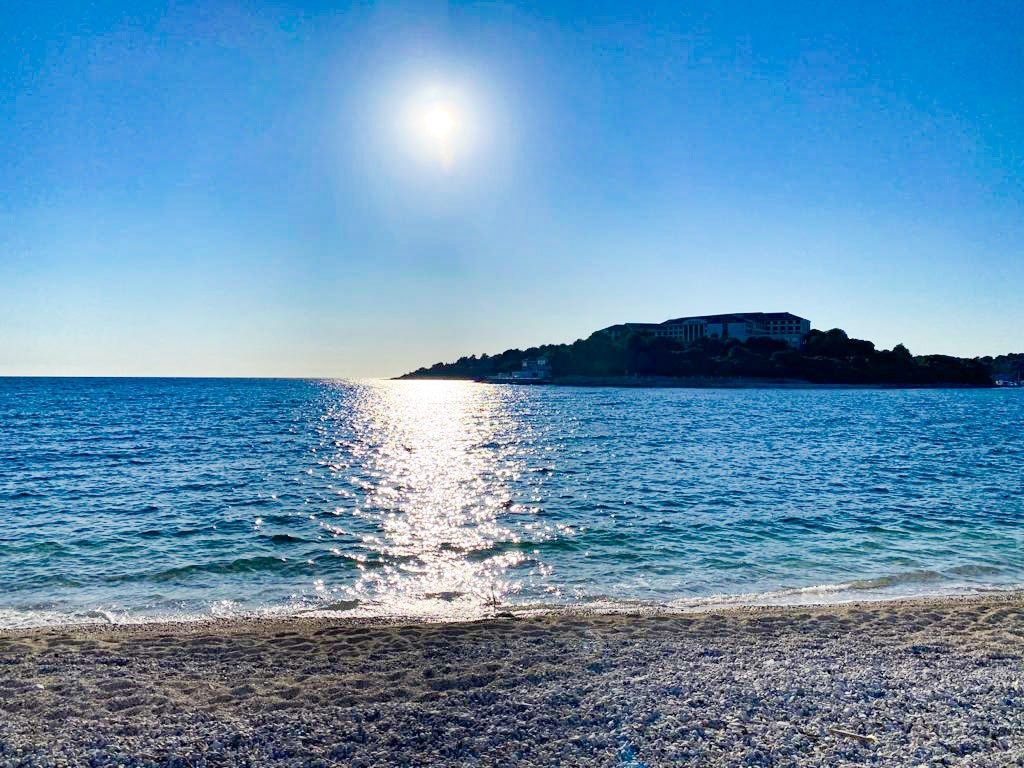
[2, 1, 1021, 376]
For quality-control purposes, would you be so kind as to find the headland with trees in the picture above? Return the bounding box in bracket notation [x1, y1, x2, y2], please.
[400, 327, 1019, 387]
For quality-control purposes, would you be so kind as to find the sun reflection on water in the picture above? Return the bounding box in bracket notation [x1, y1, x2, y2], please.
[319, 380, 546, 618]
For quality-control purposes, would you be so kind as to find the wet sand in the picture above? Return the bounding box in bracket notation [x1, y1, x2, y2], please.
[1, 593, 1021, 767]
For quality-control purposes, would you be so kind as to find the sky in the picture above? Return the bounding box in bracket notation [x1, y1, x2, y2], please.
[1, 0, 1022, 377]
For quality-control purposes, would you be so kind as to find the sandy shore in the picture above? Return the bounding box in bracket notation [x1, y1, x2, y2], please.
[1, 594, 1021, 767]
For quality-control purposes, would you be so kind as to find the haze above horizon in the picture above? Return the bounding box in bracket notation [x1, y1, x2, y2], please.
[2, 1, 1021, 377]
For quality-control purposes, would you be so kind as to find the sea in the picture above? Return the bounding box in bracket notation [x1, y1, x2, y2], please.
[1, 377, 1021, 628]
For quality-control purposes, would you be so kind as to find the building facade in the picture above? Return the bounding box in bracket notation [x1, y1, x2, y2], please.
[603, 312, 811, 347]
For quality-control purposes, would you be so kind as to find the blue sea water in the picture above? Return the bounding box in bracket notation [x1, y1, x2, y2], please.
[0, 378, 1021, 627]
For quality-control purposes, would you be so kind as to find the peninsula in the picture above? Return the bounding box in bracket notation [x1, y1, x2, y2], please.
[400, 312, 1019, 387]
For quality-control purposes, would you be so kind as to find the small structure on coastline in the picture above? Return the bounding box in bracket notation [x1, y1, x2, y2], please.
[483, 357, 551, 384]
[601, 312, 811, 347]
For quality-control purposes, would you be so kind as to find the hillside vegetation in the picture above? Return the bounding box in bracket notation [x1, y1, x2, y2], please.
[401, 328, 997, 386]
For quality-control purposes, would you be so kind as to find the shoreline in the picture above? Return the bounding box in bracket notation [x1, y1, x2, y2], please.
[3, 582, 1023, 633]
[2, 592, 1021, 765]
[397, 374, 995, 389]
[2, 589, 1022, 640]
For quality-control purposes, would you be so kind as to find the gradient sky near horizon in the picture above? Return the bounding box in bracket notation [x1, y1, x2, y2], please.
[2, 1, 1022, 377]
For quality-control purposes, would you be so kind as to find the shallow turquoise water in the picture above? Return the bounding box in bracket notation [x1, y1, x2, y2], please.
[1, 378, 1021, 626]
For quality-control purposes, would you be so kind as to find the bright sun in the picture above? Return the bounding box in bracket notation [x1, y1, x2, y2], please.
[401, 85, 476, 172]
[423, 103, 457, 142]
[408, 96, 464, 170]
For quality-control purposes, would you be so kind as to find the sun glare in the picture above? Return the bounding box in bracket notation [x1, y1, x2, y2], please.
[402, 85, 474, 171]
[418, 100, 460, 169]
[423, 103, 457, 142]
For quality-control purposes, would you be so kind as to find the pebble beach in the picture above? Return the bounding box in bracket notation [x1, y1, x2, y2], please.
[1, 593, 1021, 767]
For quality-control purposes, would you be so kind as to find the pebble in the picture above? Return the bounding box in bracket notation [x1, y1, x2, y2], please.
[0, 595, 1021, 766]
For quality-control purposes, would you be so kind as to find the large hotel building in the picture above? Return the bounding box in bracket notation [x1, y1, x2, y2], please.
[603, 312, 811, 347]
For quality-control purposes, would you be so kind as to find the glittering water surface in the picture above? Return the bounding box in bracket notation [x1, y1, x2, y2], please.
[1, 378, 1022, 626]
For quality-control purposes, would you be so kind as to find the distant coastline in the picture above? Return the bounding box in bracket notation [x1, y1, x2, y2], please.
[399, 323, 1021, 388]
[397, 374, 998, 389]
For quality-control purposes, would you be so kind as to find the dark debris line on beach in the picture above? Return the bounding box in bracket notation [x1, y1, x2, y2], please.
[0, 595, 1022, 767]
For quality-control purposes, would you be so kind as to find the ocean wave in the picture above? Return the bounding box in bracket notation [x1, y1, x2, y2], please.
[3, 573, 84, 591]
[664, 570, 1024, 610]
[0, 600, 321, 629]
[946, 564, 1004, 577]
[267, 533, 311, 544]
[846, 570, 946, 590]
[138, 555, 325, 582]
[5, 490, 46, 500]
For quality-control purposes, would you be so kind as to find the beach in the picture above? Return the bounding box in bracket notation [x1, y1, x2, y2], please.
[1, 593, 1021, 767]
